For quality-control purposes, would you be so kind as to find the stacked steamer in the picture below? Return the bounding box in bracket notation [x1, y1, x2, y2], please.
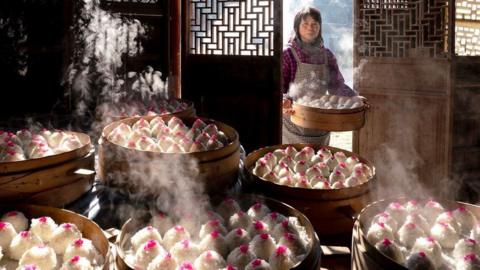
[0, 204, 109, 270]
[96, 98, 195, 121]
[0, 129, 94, 206]
[98, 115, 240, 194]
[291, 94, 366, 131]
[115, 195, 321, 270]
[245, 144, 375, 243]
[352, 198, 480, 270]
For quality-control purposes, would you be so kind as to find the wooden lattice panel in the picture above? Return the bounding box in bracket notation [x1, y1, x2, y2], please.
[357, 0, 449, 58]
[456, 25, 480, 55]
[456, 0, 480, 20]
[361, 0, 409, 9]
[455, 0, 480, 55]
[189, 0, 275, 56]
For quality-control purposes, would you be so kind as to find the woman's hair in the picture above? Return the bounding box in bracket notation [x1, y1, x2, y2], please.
[290, 6, 323, 45]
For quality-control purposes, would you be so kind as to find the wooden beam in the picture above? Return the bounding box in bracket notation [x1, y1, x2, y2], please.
[456, 19, 480, 28]
[99, 2, 164, 17]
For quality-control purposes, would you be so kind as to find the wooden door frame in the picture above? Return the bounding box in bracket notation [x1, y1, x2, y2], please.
[170, 0, 182, 98]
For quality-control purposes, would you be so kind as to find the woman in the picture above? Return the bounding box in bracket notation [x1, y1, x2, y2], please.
[282, 6, 358, 144]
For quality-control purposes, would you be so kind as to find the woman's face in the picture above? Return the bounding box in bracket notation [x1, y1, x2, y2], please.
[298, 15, 320, 44]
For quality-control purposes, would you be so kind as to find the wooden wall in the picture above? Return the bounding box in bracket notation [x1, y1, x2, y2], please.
[0, 0, 72, 119]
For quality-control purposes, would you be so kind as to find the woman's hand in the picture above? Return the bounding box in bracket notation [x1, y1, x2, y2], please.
[282, 97, 295, 115]
[358, 95, 371, 109]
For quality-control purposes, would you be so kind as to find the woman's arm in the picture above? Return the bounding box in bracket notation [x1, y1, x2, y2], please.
[282, 47, 297, 115]
[282, 47, 297, 94]
[325, 48, 357, 97]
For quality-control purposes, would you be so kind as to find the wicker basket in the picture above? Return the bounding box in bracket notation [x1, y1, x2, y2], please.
[245, 144, 375, 244]
[291, 103, 366, 131]
[115, 194, 321, 270]
[98, 115, 240, 195]
[0, 204, 110, 270]
[352, 198, 480, 270]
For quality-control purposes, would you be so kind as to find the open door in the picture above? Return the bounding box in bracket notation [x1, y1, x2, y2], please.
[452, 0, 480, 200]
[353, 0, 453, 197]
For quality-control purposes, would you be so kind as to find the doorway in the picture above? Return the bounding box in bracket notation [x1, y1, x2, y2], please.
[282, 0, 354, 151]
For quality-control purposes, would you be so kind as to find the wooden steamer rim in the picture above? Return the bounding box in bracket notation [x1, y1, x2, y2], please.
[291, 103, 366, 131]
[115, 194, 321, 270]
[98, 98, 196, 121]
[0, 204, 110, 270]
[0, 148, 95, 207]
[353, 198, 480, 270]
[101, 115, 240, 162]
[245, 144, 376, 201]
[0, 131, 92, 174]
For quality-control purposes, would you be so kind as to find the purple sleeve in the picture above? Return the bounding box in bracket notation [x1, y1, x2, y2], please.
[325, 49, 357, 97]
[282, 47, 297, 94]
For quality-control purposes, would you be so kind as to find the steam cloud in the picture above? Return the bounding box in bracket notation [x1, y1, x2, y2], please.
[366, 94, 462, 202]
[0, 8, 28, 76]
[63, 0, 216, 226]
[65, 0, 169, 125]
[102, 150, 211, 231]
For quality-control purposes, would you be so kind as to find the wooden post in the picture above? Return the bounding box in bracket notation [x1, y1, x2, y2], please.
[274, 0, 283, 145]
[447, 0, 455, 181]
[170, 0, 182, 98]
[352, 0, 361, 154]
[449, 0, 455, 58]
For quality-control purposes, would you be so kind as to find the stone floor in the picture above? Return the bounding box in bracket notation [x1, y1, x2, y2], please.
[330, 131, 352, 151]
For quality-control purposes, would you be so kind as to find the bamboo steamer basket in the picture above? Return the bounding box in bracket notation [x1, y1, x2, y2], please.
[245, 144, 375, 244]
[290, 103, 366, 131]
[0, 204, 110, 270]
[115, 194, 321, 270]
[0, 131, 92, 174]
[96, 98, 196, 122]
[98, 115, 240, 194]
[0, 132, 95, 207]
[351, 198, 480, 270]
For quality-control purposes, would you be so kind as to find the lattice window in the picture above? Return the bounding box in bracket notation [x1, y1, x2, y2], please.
[189, 0, 275, 56]
[456, 0, 480, 20]
[455, 0, 480, 55]
[361, 0, 409, 9]
[102, 0, 159, 3]
[357, 0, 449, 58]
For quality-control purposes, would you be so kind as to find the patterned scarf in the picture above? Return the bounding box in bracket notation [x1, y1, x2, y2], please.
[293, 37, 325, 63]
